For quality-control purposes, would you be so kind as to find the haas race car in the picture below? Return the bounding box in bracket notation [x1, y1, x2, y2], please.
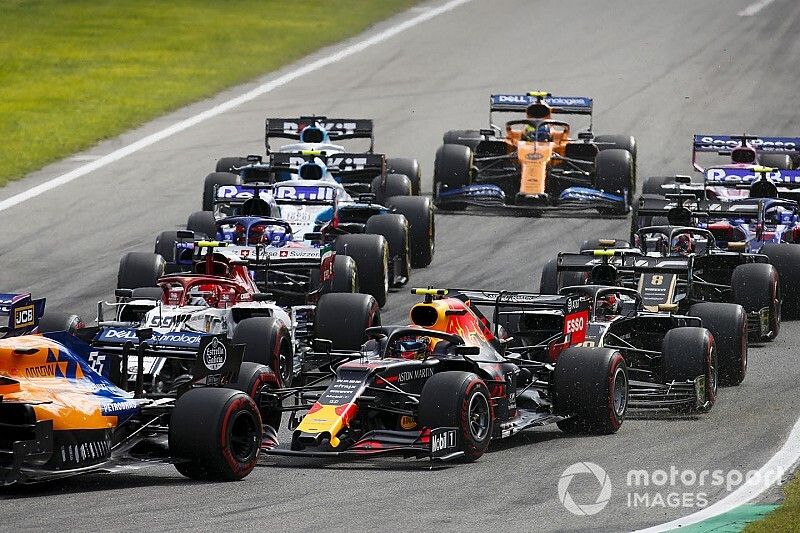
[113, 241, 379, 389]
[1, 292, 272, 484]
[432, 91, 636, 214]
[259, 288, 630, 463]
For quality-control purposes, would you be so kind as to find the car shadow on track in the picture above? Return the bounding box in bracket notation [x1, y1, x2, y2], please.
[434, 208, 627, 220]
[0, 471, 196, 499]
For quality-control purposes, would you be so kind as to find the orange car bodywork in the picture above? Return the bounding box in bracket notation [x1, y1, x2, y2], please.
[504, 117, 571, 196]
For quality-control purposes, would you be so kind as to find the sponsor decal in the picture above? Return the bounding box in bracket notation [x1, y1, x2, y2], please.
[158, 332, 202, 345]
[319, 377, 362, 405]
[430, 427, 458, 457]
[216, 185, 273, 201]
[202, 337, 227, 371]
[706, 167, 800, 184]
[101, 328, 138, 341]
[275, 185, 337, 201]
[267, 247, 321, 259]
[13, 304, 35, 328]
[101, 399, 141, 415]
[283, 121, 357, 136]
[397, 367, 434, 383]
[25, 363, 56, 378]
[400, 416, 417, 430]
[697, 135, 799, 152]
[564, 310, 589, 344]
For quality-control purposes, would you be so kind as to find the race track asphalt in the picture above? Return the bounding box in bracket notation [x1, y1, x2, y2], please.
[2, 0, 800, 531]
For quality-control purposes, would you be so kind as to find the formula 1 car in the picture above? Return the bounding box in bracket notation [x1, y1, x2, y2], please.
[643, 134, 800, 200]
[432, 92, 636, 214]
[113, 241, 379, 389]
[258, 288, 629, 462]
[542, 241, 749, 385]
[0, 293, 271, 484]
[633, 174, 800, 319]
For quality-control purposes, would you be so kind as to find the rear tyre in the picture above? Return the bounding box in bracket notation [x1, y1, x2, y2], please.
[539, 258, 558, 294]
[230, 362, 282, 431]
[662, 327, 717, 411]
[758, 154, 793, 170]
[170, 388, 261, 481]
[330, 255, 359, 294]
[387, 196, 435, 268]
[203, 172, 241, 211]
[595, 134, 637, 202]
[760, 243, 800, 319]
[233, 317, 293, 387]
[594, 149, 634, 214]
[335, 234, 389, 307]
[365, 214, 409, 287]
[433, 144, 472, 211]
[371, 173, 412, 206]
[38, 312, 84, 334]
[688, 303, 747, 386]
[216, 157, 250, 173]
[580, 238, 630, 252]
[642, 176, 675, 196]
[187, 211, 217, 239]
[553, 347, 628, 434]
[386, 158, 422, 196]
[315, 293, 380, 351]
[442, 129, 483, 151]
[154, 231, 180, 263]
[419, 371, 492, 462]
[731, 263, 780, 341]
[117, 252, 165, 290]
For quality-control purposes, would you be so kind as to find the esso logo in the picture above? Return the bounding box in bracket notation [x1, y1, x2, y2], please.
[565, 317, 584, 334]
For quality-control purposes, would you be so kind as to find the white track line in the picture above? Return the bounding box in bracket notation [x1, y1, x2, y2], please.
[738, 0, 777, 16]
[636, 416, 800, 532]
[0, 0, 472, 213]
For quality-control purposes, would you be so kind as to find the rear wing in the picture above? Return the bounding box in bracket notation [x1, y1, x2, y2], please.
[705, 166, 800, 189]
[692, 134, 800, 171]
[265, 117, 373, 150]
[634, 194, 763, 221]
[0, 293, 46, 337]
[214, 183, 275, 207]
[489, 94, 593, 115]
[271, 151, 385, 183]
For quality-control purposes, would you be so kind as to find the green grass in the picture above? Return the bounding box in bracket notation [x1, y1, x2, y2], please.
[0, 0, 418, 185]
[744, 475, 800, 532]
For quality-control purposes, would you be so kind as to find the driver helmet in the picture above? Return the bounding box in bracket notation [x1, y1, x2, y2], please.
[250, 223, 291, 246]
[596, 293, 621, 318]
[673, 233, 694, 256]
[522, 124, 551, 142]
[395, 337, 431, 360]
[233, 223, 248, 245]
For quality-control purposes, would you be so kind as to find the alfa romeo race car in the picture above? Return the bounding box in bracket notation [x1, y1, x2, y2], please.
[258, 288, 630, 462]
[113, 241, 379, 389]
[432, 91, 636, 214]
[0, 293, 271, 484]
[633, 174, 800, 319]
[542, 242, 749, 385]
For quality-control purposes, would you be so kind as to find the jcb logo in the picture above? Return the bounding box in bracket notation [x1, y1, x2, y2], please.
[14, 305, 35, 328]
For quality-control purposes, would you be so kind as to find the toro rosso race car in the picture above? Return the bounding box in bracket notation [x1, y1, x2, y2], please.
[432, 91, 636, 214]
[113, 241, 379, 388]
[543, 242, 748, 386]
[0, 293, 271, 484]
[633, 174, 800, 319]
[259, 288, 630, 463]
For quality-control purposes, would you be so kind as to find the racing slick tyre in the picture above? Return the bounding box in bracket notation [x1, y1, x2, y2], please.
[370, 173, 412, 206]
[594, 149, 634, 215]
[433, 144, 472, 211]
[154, 230, 181, 265]
[553, 347, 628, 435]
[334, 234, 389, 307]
[38, 312, 84, 334]
[215, 156, 250, 173]
[315, 293, 380, 351]
[641, 176, 675, 196]
[117, 252, 166, 290]
[662, 327, 717, 412]
[330, 255, 359, 294]
[365, 214, 410, 288]
[731, 263, 781, 342]
[580, 238, 630, 252]
[230, 362, 282, 431]
[596, 135, 637, 202]
[233, 317, 293, 387]
[760, 243, 800, 319]
[758, 153, 794, 170]
[203, 171, 241, 211]
[419, 371, 492, 462]
[539, 258, 559, 294]
[387, 157, 422, 196]
[688, 303, 747, 386]
[387, 195, 435, 268]
[187, 210, 217, 239]
[169, 387, 262, 481]
[442, 130, 483, 151]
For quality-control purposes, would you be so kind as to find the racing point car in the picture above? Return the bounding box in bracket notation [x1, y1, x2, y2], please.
[633, 174, 800, 320]
[193, 155, 434, 305]
[432, 91, 636, 214]
[643, 134, 800, 199]
[0, 293, 271, 484]
[542, 241, 749, 385]
[258, 288, 629, 463]
[113, 241, 379, 388]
